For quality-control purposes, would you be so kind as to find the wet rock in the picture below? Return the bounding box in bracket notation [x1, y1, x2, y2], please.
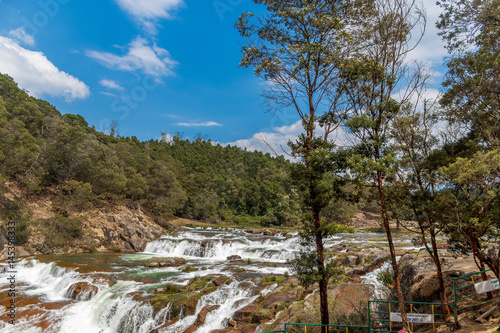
[153, 287, 166, 294]
[227, 255, 242, 261]
[369, 251, 390, 267]
[67, 282, 99, 301]
[225, 318, 236, 327]
[184, 305, 220, 333]
[233, 298, 252, 310]
[234, 303, 261, 322]
[145, 257, 188, 268]
[213, 276, 230, 286]
[400, 253, 417, 263]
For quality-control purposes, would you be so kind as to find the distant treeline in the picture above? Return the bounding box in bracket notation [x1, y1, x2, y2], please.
[0, 73, 318, 226]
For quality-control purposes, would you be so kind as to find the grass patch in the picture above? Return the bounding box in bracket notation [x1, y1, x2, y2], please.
[260, 275, 285, 286]
[181, 265, 199, 273]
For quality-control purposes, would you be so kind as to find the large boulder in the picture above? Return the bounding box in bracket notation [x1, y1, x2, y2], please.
[410, 273, 441, 302]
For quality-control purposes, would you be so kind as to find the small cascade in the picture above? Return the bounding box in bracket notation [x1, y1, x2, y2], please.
[4, 259, 96, 301]
[56, 281, 170, 333]
[360, 261, 392, 300]
[165, 279, 262, 333]
[143, 229, 305, 262]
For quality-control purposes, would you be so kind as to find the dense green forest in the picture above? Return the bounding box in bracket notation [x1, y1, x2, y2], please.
[0, 73, 308, 227]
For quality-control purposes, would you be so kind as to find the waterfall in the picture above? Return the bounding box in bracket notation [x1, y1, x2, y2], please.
[1, 228, 390, 333]
[360, 261, 392, 300]
[143, 230, 305, 262]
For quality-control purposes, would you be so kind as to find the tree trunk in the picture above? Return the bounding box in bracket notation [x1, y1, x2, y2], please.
[429, 224, 450, 314]
[305, 113, 329, 327]
[470, 235, 494, 300]
[377, 170, 409, 332]
[313, 206, 329, 327]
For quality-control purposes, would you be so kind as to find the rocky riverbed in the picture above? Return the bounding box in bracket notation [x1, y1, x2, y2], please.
[0, 227, 497, 333]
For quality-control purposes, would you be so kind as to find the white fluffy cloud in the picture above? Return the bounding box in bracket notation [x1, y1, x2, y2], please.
[407, 0, 448, 67]
[86, 37, 177, 77]
[176, 121, 222, 127]
[0, 36, 90, 101]
[227, 120, 350, 157]
[114, 0, 185, 34]
[100, 79, 125, 91]
[9, 27, 35, 47]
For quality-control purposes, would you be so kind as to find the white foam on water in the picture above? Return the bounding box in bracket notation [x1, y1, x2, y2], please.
[0, 228, 414, 332]
[56, 281, 169, 333]
[165, 280, 259, 333]
[0, 259, 101, 301]
[360, 261, 392, 300]
[143, 232, 305, 262]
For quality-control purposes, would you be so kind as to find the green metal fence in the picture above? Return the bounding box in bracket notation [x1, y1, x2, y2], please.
[261, 270, 500, 333]
[452, 269, 500, 323]
[368, 300, 454, 333]
[284, 323, 369, 333]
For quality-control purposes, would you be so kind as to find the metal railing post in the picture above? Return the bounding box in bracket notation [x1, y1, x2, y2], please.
[453, 278, 458, 325]
[367, 301, 371, 333]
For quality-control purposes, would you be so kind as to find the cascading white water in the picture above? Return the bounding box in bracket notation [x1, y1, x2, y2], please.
[10, 259, 91, 301]
[164, 279, 276, 333]
[143, 229, 305, 262]
[0, 227, 415, 333]
[360, 261, 392, 300]
[56, 281, 171, 333]
[0, 260, 170, 333]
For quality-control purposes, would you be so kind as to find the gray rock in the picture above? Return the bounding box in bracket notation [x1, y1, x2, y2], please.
[341, 256, 357, 267]
[356, 253, 367, 266]
[371, 251, 389, 265]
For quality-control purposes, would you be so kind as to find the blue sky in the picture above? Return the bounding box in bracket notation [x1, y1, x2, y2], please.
[0, 0, 448, 153]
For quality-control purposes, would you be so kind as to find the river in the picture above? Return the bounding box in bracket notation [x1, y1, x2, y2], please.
[0, 227, 421, 333]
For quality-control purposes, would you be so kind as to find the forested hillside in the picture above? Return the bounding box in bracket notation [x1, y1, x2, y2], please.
[0, 73, 301, 228]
